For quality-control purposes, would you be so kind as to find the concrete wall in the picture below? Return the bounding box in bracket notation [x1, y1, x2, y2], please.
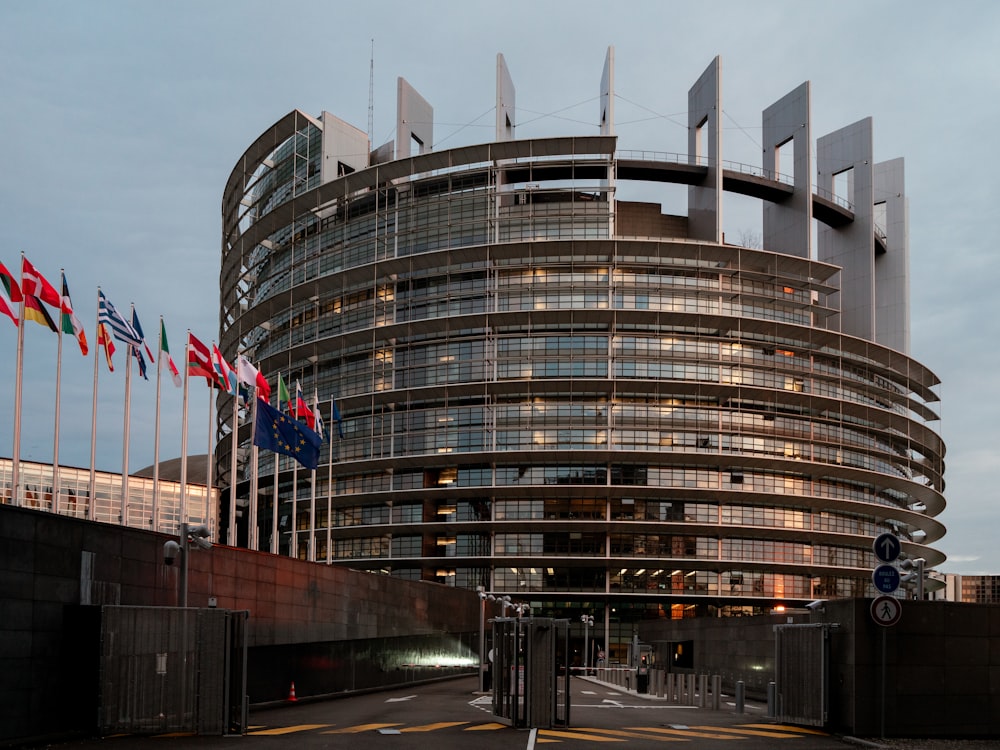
[0, 504, 480, 744]
[639, 599, 1000, 738]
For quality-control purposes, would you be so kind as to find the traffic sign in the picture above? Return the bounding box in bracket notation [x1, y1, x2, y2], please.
[872, 564, 901, 594]
[873, 533, 901, 563]
[870, 595, 902, 626]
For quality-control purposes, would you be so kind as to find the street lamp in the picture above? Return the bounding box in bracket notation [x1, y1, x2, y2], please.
[164, 523, 212, 607]
[581, 614, 594, 674]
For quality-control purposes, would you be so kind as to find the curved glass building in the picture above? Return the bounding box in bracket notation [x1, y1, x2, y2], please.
[219, 52, 945, 645]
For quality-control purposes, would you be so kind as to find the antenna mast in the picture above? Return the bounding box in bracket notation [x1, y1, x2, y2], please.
[368, 39, 374, 145]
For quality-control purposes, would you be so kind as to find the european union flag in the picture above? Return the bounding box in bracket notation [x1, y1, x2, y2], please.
[253, 398, 322, 470]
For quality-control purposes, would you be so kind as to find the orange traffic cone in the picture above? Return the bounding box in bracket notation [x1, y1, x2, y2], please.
[287, 681, 298, 702]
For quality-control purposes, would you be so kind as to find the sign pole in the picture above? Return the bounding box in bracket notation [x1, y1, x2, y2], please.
[880, 627, 886, 739]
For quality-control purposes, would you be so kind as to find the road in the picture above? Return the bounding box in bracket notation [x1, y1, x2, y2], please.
[50, 676, 853, 750]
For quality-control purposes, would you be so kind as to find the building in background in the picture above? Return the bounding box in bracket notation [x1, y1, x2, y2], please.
[0, 456, 215, 536]
[219, 50, 945, 655]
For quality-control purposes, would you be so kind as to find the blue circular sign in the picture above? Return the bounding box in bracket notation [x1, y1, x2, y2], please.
[872, 564, 900, 594]
[873, 533, 901, 563]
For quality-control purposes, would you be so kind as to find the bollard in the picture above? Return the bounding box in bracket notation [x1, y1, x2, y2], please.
[697, 674, 707, 708]
[735, 680, 745, 714]
[767, 681, 776, 718]
[684, 674, 694, 705]
[711, 675, 721, 710]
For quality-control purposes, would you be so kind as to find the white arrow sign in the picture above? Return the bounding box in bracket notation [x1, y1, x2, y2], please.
[385, 694, 417, 703]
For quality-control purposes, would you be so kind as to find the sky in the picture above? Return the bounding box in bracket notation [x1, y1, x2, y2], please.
[1, 0, 998, 574]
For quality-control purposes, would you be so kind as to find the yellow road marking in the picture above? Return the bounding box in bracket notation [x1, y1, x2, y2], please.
[538, 729, 626, 742]
[627, 726, 741, 740]
[691, 725, 804, 738]
[739, 723, 828, 735]
[322, 723, 401, 733]
[573, 727, 685, 742]
[466, 722, 509, 730]
[248, 724, 331, 735]
[401, 721, 469, 732]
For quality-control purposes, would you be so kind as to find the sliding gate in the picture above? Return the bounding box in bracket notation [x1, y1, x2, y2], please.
[492, 617, 570, 729]
[99, 606, 248, 736]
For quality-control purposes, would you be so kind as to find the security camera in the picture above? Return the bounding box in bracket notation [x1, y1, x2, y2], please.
[805, 600, 826, 611]
[163, 540, 181, 566]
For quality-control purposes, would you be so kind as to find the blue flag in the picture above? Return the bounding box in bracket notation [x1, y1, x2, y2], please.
[253, 398, 322, 470]
[98, 290, 141, 347]
[331, 397, 345, 439]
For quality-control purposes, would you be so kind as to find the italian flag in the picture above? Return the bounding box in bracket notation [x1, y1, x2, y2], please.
[160, 319, 182, 387]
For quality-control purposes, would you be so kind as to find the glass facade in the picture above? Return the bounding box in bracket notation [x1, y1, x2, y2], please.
[219, 108, 944, 642]
[1, 458, 215, 535]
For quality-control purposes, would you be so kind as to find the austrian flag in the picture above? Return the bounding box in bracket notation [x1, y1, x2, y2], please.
[187, 332, 215, 382]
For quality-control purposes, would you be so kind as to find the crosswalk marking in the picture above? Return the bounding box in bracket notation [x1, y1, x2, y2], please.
[690, 725, 805, 738]
[538, 729, 626, 742]
[400, 721, 469, 732]
[626, 726, 741, 740]
[248, 724, 331, 735]
[739, 723, 828, 735]
[466, 722, 509, 730]
[322, 723, 401, 733]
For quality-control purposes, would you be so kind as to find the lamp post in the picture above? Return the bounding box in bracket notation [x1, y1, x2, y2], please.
[581, 614, 594, 674]
[164, 523, 212, 607]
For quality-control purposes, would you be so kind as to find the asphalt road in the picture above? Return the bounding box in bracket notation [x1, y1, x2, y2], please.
[44, 675, 854, 750]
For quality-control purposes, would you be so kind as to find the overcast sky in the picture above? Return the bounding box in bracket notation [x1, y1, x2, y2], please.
[1, 0, 997, 574]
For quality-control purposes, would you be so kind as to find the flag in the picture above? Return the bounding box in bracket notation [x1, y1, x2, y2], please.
[313, 390, 327, 442]
[0, 261, 22, 303]
[253, 398, 322, 471]
[278, 372, 291, 413]
[237, 355, 271, 401]
[294, 380, 315, 429]
[97, 322, 116, 371]
[159, 320, 182, 387]
[21, 256, 61, 307]
[97, 291, 141, 347]
[131, 309, 155, 362]
[60, 273, 88, 355]
[331, 396, 345, 439]
[24, 294, 58, 331]
[212, 344, 238, 395]
[187, 332, 215, 382]
[0, 282, 16, 328]
[132, 345, 148, 380]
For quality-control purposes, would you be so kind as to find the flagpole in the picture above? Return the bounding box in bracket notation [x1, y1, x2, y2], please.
[309, 388, 321, 563]
[179, 331, 191, 529]
[326, 398, 333, 564]
[228, 382, 239, 546]
[272, 450, 279, 554]
[152, 317, 164, 532]
[206, 378, 215, 536]
[11, 252, 27, 507]
[89, 288, 100, 520]
[271, 372, 280, 554]
[52, 269, 66, 515]
[249, 395, 259, 551]
[120, 307, 134, 526]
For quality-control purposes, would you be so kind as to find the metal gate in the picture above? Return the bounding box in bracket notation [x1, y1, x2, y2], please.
[99, 606, 248, 736]
[774, 623, 831, 727]
[491, 617, 570, 728]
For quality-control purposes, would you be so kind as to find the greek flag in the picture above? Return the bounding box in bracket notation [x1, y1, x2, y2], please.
[98, 290, 142, 347]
